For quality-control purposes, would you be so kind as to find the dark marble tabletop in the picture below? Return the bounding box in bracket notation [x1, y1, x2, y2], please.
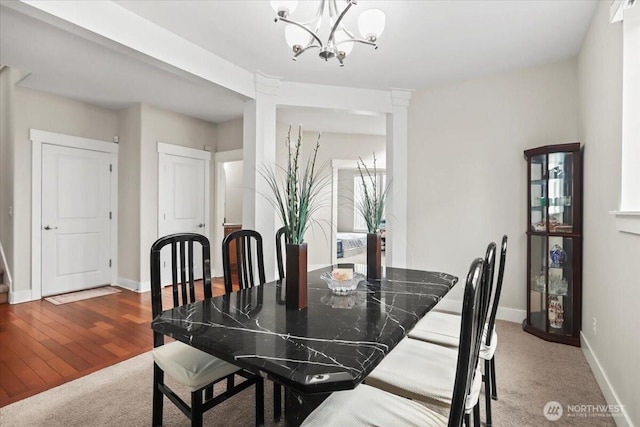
[151, 264, 458, 394]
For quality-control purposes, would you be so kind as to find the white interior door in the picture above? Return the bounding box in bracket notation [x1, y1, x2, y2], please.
[159, 151, 208, 284]
[41, 144, 112, 296]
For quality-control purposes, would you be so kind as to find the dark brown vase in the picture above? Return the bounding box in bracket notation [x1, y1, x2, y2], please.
[285, 243, 307, 310]
[367, 233, 382, 280]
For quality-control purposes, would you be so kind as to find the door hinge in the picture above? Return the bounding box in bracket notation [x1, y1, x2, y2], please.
[109, 259, 112, 268]
[109, 212, 112, 220]
[109, 164, 113, 172]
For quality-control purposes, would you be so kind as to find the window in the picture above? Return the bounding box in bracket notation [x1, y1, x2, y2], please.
[612, 0, 640, 234]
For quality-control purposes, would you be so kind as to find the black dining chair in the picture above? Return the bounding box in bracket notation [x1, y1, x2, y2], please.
[150, 233, 264, 427]
[276, 226, 286, 281]
[364, 241, 497, 427]
[301, 257, 487, 427]
[222, 229, 266, 294]
[407, 235, 508, 426]
[222, 228, 284, 421]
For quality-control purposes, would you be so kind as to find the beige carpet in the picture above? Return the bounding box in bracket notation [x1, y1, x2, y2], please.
[0, 321, 618, 426]
[44, 286, 122, 305]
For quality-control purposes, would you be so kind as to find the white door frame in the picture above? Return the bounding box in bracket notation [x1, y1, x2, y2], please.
[157, 141, 211, 245]
[31, 129, 118, 301]
[213, 149, 243, 277]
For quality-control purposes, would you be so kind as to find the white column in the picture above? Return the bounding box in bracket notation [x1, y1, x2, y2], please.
[243, 73, 280, 281]
[386, 90, 412, 268]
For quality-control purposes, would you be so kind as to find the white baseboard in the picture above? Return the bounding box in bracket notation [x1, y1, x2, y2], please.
[9, 289, 33, 304]
[581, 332, 633, 427]
[117, 278, 150, 293]
[433, 299, 526, 324]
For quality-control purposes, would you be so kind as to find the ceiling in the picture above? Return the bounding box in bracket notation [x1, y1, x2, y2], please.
[0, 0, 597, 134]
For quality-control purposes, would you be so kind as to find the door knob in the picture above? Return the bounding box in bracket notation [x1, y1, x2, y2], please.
[43, 225, 58, 230]
[197, 223, 205, 228]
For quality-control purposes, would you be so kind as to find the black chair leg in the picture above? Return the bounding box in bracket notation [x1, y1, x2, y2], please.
[464, 413, 471, 427]
[490, 356, 498, 400]
[485, 359, 493, 426]
[473, 403, 480, 427]
[227, 374, 235, 392]
[205, 385, 213, 401]
[152, 364, 164, 427]
[255, 377, 265, 427]
[191, 389, 203, 427]
[274, 382, 282, 421]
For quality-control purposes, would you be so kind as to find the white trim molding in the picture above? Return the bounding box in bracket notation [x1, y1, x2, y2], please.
[610, 211, 640, 235]
[30, 129, 119, 302]
[581, 333, 633, 427]
[117, 277, 149, 293]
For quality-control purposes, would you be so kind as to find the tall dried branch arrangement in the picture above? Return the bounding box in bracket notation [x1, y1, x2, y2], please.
[260, 126, 328, 244]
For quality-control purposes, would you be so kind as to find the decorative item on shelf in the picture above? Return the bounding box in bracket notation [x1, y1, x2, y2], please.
[549, 244, 568, 267]
[548, 295, 564, 329]
[260, 125, 328, 310]
[549, 277, 568, 296]
[321, 268, 365, 295]
[355, 154, 388, 280]
[270, 0, 385, 66]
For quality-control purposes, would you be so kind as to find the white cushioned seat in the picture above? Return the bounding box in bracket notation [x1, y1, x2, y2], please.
[153, 341, 240, 391]
[301, 384, 447, 427]
[409, 312, 498, 361]
[366, 338, 481, 411]
[408, 311, 462, 347]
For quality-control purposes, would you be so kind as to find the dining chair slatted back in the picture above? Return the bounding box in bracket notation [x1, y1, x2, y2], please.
[150, 233, 211, 339]
[478, 242, 497, 348]
[276, 227, 286, 280]
[222, 229, 266, 294]
[150, 233, 265, 427]
[485, 235, 507, 345]
[448, 257, 486, 427]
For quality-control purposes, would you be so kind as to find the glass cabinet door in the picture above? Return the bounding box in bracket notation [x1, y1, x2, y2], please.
[547, 152, 574, 233]
[548, 236, 573, 335]
[530, 154, 547, 232]
[529, 235, 547, 330]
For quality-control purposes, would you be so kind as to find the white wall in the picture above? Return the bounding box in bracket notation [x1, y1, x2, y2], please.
[216, 118, 243, 152]
[138, 103, 217, 285]
[223, 160, 243, 224]
[117, 104, 142, 282]
[275, 124, 386, 265]
[407, 59, 579, 313]
[12, 86, 119, 294]
[337, 169, 356, 232]
[0, 67, 17, 286]
[578, 2, 640, 424]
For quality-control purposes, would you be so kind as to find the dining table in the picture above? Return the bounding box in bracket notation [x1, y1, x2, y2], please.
[151, 264, 459, 426]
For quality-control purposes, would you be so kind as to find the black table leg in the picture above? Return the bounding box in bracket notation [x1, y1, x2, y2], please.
[284, 388, 330, 426]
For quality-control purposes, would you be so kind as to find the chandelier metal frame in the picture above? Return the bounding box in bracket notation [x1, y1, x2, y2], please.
[273, 0, 379, 66]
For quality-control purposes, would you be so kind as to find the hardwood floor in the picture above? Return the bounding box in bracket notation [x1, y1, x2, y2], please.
[0, 280, 231, 408]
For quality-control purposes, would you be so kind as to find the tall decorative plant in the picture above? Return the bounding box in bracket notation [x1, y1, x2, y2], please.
[260, 125, 326, 244]
[260, 125, 327, 309]
[355, 154, 388, 234]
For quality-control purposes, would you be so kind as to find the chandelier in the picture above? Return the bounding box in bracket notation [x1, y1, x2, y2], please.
[270, 0, 386, 66]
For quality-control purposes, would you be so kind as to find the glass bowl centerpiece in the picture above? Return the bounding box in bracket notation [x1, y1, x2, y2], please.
[321, 268, 366, 295]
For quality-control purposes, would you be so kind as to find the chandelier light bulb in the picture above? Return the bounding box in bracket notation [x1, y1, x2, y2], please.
[334, 30, 354, 56]
[285, 24, 309, 49]
[270, 0, 299, 17]
[358, 9, 386, 41]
